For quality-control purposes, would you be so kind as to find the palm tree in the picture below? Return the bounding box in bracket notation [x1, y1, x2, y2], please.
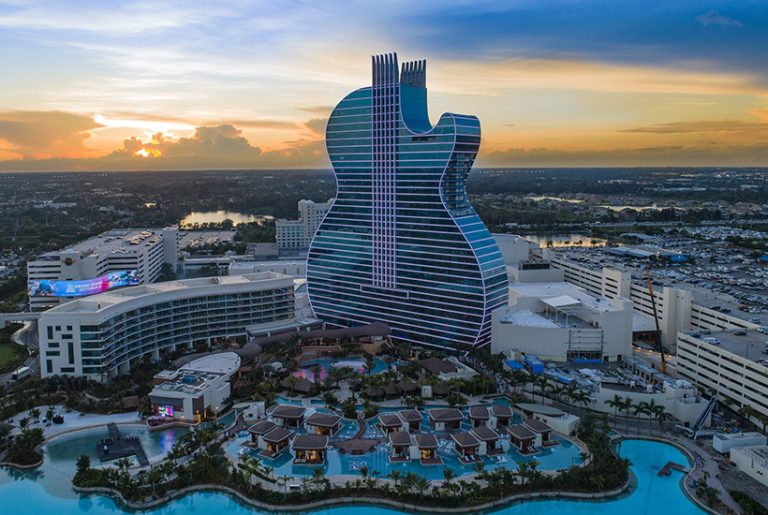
[285, 375, 298, 396]
[619, 397, 633, 431]
[756, 413, 768, 436]
[634, 401, 653, 432]
[653, 405, 670, 434]
[739, 404, 755, 429]
[388, 470, 401, 489]
[442, 467, 456, 486]
[534, 376, 549, 403]
[605, 394, 623, 419]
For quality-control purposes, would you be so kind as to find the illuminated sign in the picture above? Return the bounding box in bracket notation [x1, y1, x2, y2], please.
[158, 405, 174, 417]
[28, 270, 140, 297]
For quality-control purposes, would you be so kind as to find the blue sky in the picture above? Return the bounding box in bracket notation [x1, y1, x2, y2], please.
[0, 0, 767, 169]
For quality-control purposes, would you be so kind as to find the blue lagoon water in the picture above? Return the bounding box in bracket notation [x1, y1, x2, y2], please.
[0, 437, 703, 514]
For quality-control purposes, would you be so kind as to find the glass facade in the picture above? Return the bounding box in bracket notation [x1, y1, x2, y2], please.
[41, 286, 294, 379]
[307, 53, 508, 350]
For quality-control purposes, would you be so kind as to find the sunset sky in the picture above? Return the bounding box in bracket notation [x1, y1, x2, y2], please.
[1, 0, 767, 171]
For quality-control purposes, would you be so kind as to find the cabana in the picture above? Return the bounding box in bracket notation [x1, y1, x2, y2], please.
[388, 430, 413, 462]
[399, 409, 422, 432]
[379, 413, 406, 434]
[491, 404, 514, 429]
[507, 425, 538, 455]
[261, 427, 291, 458]
[451, 431, 481, 463]
[471, 425, 502, 455]
[415, 433, 442, 465]
[468, 406, 490, 428]
[270, 405, 306, 428]
[292, 434, 329, 465]
[305, 412, 342, 436]
[428, 408, 463, 431]
[523, 417, 556, 447]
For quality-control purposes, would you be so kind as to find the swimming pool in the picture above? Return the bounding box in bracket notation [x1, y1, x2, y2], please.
[235, 433, 582, 480]
[0, 438, 704, 514]
[294, 356, 390, 382]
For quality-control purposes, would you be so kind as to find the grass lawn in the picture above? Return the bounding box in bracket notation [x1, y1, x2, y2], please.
[0, 323, 26, 372]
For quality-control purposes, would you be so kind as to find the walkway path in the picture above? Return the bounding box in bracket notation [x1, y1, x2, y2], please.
[7, 405, 141, 440]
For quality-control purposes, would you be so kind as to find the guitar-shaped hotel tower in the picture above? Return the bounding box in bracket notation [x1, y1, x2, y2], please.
[307, 53, 509, 350]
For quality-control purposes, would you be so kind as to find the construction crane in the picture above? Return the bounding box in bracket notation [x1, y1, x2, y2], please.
[646, 268, 667, 375]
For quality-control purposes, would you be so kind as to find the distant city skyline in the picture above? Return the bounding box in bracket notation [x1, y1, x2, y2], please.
[1, 0, 767, 170]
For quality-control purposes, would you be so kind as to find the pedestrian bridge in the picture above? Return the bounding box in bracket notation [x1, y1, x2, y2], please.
[0, 313, 40, 328]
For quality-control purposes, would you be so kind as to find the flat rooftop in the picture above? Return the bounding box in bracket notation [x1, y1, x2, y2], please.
[684, 329, 768, 363]
[45, 272, 292, 314]
[511, 282, 623, 313]
[151, 369, 224, 396]
[37, 228, 170, 258]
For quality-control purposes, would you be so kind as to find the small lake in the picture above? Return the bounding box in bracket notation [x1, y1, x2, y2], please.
[180, 211, 274, 227]
[525, 234, 606, 248]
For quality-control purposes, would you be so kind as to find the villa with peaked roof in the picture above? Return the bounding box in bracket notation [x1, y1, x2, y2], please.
[415, 433, 442, 465]
[451, 431, 481, 463]
[292, 434, 329, 465]
[472, 425, 503, 455]
[491, 404, 514, 429]
[508, 425, 538, 455]
[305, 412, 342, 436]
[399, 409, 422, 432]
[524, 417, 556, 447]
[468, 406, 490, 428]
[428, 408, 463, 431]
[389, 430, 414, 462]
[379, 413, 406, 434]
[270, 405, 306, 428]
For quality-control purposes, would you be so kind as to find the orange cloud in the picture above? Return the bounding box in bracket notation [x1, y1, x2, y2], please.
[0, 110, 103, 159]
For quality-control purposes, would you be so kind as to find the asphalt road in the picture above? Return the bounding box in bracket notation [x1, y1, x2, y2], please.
[0, 320, 38, 387]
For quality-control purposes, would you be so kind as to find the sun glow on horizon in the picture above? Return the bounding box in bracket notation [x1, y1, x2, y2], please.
[134, 147, 162, 158]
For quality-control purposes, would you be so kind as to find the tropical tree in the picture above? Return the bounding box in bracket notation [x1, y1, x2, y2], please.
[739, 404, 755, 429]
[605, 394, 623, 419]
[284, 375, 299, 396]
[653, 405, 670, 434]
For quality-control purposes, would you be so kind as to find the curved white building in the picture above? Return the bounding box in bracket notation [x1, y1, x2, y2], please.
[38, 272, 294, 381]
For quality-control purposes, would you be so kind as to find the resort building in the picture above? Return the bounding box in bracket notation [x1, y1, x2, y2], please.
[379, 413, 407, 434]
[306, 53, 508, 350]
[516, 404, 580, 435]
[399, 409, 423, 432]
[389, 430, 414, 462]
[491, 281, 633, 363]
[418, 357, 477, 381]
[292, 434, 329, 465]
[276, 198, 333, 251]
[247, 420, 277, 444]
[730, 446, 768, 488]
[28, 227, 179, 311]
[523, 418, 556, 447]
[260, 427, 292, 458]
[305, 412, 342, 436]
[415, 434, 441, 465]
[471, 426, 503, 455]
[270, 405, 306, 428]
[507, 425, 538, 455]
[451, 432, 481, 462]
[676, 329, 768, 421]
[468, 406, 490, 428]
[490, 404, 514, 429]
[247, 421, 292, 458]
[428, 408, 464, 431]
[547, 256, 762, 348]
[589, 368, 710, 427]
[148, 353, 240, 423]
[38, 272, 295, 380]
[713, 432, 768, 454]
